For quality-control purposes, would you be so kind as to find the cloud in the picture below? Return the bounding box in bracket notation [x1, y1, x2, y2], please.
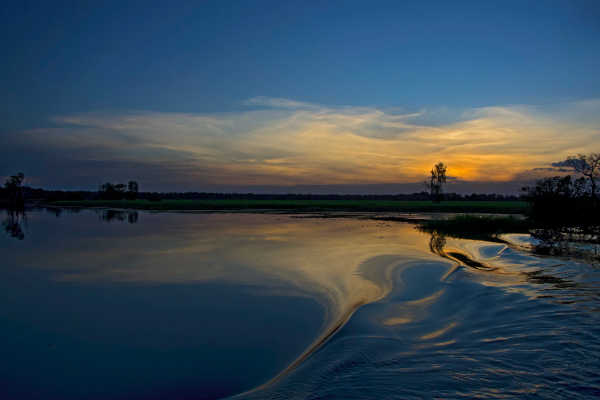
[551, 159, 586, 170]
[243, 96, 321, 110]
[2, 98, 600, 191]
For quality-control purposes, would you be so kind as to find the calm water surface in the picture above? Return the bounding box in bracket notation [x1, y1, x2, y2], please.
[1, 209, 599, 399]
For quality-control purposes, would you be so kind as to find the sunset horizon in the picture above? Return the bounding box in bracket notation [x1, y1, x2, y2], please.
[2, 2, 599, 193]
[2, 2, 600, 399]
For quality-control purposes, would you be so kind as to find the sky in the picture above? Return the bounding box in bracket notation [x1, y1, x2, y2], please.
[2, 0, 600, 193]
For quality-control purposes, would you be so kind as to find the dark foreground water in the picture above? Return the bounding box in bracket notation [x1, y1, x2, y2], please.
[1, 209, 599, 399]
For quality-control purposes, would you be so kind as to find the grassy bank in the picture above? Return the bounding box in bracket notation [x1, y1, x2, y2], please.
[49, 199, 529, 213]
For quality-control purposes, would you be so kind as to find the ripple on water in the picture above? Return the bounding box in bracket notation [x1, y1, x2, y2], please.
[242, 232, 600, 400]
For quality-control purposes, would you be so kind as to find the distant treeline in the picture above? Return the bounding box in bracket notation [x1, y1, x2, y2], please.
[0, 186, 525, 204]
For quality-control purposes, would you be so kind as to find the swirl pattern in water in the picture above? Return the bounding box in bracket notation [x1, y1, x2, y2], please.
[1, 209, 599, 399]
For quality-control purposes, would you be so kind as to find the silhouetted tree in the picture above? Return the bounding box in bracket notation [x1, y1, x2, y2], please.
[127, 181, 139, 200]
[523, 175, 596, 228]
[520, 175, 600, 261]
[426, 162, 447, 203]
[99, 182, 127, 200]
[4, 172, 25, 209]
[554, 153, 600, 202]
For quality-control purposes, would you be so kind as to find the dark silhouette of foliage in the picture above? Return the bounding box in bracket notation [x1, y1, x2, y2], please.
[98, 182, 127, 200]
[522, 175, 599, 257]
[3, 181, 525, 204]
[127, 181, 139, 200]
[523, 175, 595, 227]
[4, 172, 25, 209]
[98, 181, 140, 200]
[553, 153, 600, 203]
[425, 162, 447, 203]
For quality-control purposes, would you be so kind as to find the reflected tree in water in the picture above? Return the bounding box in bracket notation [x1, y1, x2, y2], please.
[427, 231, 582, 288]
[429, 230, 447, 256]
[46, 207, 63, 217]
[2, 210, 26, 240]
[2, 173, 27, 239]
[427, 230, 491, 270]
[531, 227, 600, 264]
[100, 210, 139, 224]
[128, 212, 138, 224]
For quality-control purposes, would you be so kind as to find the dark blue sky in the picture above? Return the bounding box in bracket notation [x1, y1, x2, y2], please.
[2, 1, 600, 191]
[3, 1, 599, 128]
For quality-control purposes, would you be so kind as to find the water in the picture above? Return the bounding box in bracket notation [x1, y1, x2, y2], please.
[1, 209, 599, 399]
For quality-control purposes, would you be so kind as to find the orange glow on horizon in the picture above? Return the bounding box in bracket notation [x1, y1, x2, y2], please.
[34, 99, 600, 187]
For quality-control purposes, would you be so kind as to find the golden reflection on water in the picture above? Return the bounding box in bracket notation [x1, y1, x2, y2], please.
[13, 213, 459, 386]
[11, 212, 455, 392]
[420, 321, 458, 340]
[379, 287, 447, 328]
[12, 212, 582, 326]
[11, 212, 589, 324]
[7, 211, 598, 397]
[13, 214, 443, 323]
[382, 317, 412, 326]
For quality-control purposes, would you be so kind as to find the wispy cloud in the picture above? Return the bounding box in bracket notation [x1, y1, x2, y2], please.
[3, 98, 600, 190]
[243, 96, 322, 110]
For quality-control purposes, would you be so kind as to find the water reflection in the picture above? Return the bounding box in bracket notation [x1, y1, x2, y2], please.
[99, 209, 139, 223]
[428, 229, 446, 255]
[1, 210, 599, 400]
[2, 209, 26, 240]
[426, 230, 598, 311]
[1, 207, 139, 240]
[531, 228, 600, 265]
[245, 228, 600, 400]
[46, 207, 62, 217]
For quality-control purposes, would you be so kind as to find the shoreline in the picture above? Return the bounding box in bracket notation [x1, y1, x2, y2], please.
[43, 199, 529, 214]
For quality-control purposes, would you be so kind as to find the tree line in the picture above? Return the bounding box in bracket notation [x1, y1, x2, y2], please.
[98, 181, 139, 200]
[522, 153, 600, 239]
[8, 152, 598, 211]
[0, 175, 142, 205]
